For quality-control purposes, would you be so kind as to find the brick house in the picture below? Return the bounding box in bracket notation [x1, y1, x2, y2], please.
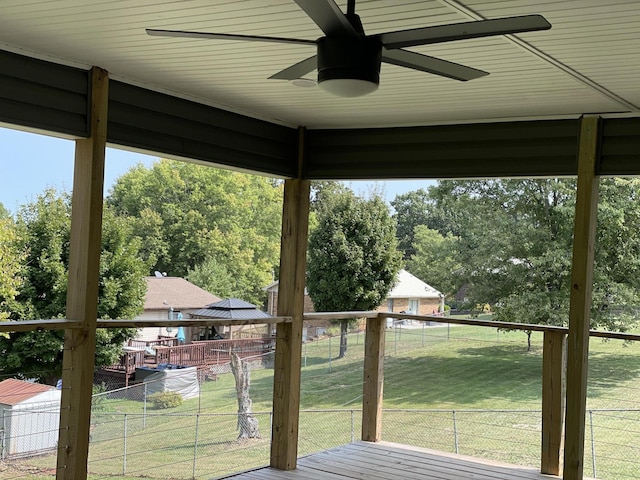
[264, 269, 443, 338]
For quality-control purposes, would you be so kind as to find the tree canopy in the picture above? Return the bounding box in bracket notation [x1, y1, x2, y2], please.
[399, 178, 640, 335]
[0, 189, 147, 383]
[307, 186, 402, 357]
[107, 160, 283, 304]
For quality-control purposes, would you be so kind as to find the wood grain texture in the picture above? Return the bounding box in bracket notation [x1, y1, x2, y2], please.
[541, 330, 566, 475]
[563, 116, 600, 480]
[56, 67, 108, 480]
[362, 316, 385, 442]
[270, 154, 311, 471]
[220, 441, 589, 480]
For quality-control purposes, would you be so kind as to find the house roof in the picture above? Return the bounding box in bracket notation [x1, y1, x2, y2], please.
[0, 379, 56, 406]
[387, 270, 442, 299]
[144, 277, 220, 311]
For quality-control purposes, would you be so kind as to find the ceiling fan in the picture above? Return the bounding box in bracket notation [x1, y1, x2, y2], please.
[146, 0, 551, 97]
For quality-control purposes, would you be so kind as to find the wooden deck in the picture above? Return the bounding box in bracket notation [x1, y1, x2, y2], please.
[220, 441, 576, 480]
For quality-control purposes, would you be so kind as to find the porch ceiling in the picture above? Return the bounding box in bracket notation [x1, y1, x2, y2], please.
[1, 0, 639, 130]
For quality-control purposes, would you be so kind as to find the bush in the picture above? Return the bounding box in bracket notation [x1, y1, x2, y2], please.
[147, 391, 183, 409]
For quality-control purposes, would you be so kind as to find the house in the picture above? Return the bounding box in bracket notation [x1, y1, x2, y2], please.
[265, 269, 443, 336]
[135, 276, 220, 342]
[0, 379, 61, 458]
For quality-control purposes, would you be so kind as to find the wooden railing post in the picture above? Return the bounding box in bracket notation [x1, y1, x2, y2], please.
[541, 330, 566, 475]
[362, 314, 385, 442]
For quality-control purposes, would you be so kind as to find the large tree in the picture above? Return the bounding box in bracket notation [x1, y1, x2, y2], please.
[403, 178, 640, 347]
[0, 189, 147, 383]
[107, 160, 283, 304]
[0, 216, 24, 321]
[307, 187, 402, 358]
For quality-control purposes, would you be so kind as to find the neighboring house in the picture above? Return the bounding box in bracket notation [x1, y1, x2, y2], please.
[264, 269, 444, 338]
[136, 276, 220, 342]
[380, 269, 444, 316]
[0, 379, 61, 458]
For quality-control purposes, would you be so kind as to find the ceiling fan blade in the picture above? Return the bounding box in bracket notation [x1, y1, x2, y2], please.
[382, 48, 488, 82]
[380, 15, 551, 49]
[146, 29, 316, 46]
[269, 55, 318, 80]
[293, 0, 359, 38]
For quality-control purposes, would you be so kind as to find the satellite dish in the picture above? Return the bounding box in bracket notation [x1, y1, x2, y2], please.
[154, 271, 163, 278]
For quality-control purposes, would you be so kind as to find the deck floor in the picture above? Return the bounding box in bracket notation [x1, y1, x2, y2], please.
[220, 441, 569, 479]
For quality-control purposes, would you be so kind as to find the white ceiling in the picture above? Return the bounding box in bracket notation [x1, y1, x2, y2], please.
[1, 0, 638, 128]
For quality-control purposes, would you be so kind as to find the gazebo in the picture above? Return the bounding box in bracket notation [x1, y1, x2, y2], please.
[1, 1, 639, 479]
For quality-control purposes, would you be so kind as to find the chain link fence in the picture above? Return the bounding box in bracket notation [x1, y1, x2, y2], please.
[1, 326, 640, 478]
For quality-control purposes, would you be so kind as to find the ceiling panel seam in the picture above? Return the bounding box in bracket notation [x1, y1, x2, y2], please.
[436, 0, 640, 113]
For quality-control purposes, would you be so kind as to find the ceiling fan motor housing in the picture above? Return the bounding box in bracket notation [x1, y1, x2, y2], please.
[317, 36, 382, 86]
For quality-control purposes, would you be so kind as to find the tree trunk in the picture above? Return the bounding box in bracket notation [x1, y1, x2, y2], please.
[338, 319, 348, 359]
[527, 330, 532, 352]
[230, 352, 260, 440]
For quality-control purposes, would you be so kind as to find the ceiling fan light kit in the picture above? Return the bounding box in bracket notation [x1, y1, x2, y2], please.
[317, 37, 381, 97]
[146, 0, 551, 97]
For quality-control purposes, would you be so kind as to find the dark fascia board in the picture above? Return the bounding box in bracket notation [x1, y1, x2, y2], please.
[303, 119, 582, 180]
[0, 49, 89, 137]
[107, 81, 298, 178]
[598, 118, 640, 176]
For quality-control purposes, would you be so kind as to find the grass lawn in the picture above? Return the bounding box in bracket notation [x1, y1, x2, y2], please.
[8, 322, 640, 479]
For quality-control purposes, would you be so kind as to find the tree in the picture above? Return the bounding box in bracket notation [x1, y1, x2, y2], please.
[307, 187, 402, 358]
[406, 178, 640, 347]
[107, 160, 283, 304]
[407, 225, 461, 298]
[0, 189, 147, 383]
[230, 352, 260, 440]
[0, 217, 24, 321]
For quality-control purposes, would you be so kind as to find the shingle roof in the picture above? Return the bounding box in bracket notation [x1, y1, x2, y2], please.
[190, 298, 272, 320]
[387, 270, 442, 299]
[144, 277, 220, 311]
[0, 378, 56, 406]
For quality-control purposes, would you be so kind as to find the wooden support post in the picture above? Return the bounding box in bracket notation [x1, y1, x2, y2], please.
[56, 67, 109, 480]
[541, 330, 566, 475]
[563, 116, 600, 480]
[271, 128, 310, 470]
[362, 315, 385, 442]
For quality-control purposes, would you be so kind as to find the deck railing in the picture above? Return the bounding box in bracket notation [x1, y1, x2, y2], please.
[302, 310, 640, 477]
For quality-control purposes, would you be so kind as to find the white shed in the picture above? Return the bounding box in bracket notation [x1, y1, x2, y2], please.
[0, 379, 61, 458]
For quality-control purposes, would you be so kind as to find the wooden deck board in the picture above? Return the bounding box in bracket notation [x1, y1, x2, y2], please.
[219, 441, 587, 480]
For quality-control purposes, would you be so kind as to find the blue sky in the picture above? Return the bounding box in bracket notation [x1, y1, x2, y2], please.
[0, 126, 434, 213]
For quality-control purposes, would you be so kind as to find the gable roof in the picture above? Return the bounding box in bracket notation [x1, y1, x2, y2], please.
[0, 379, 56, 406]
[144, 277, 220, 311]
[387, 270, 442, 299]
[264, 269, 441, 299]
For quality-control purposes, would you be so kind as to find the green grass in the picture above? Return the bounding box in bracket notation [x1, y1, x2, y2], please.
[9, 324, 640, 479]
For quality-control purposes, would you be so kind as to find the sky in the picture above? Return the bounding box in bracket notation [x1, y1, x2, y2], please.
[0, 126, 435, 213]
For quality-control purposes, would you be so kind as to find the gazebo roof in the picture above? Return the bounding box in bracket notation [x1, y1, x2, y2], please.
[190, 298, 272, 320]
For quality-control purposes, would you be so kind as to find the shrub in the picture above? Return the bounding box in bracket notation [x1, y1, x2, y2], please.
[147, 391, 183, 409]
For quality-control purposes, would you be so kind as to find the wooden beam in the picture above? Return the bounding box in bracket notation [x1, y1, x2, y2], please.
[362, 315, 386, 442]
[96, 316, 292, 328]
[563, 116, 600, 480]
[541, 330, 566, 475]
[271, 128, 310, 470]
[56, 67, 109, 480]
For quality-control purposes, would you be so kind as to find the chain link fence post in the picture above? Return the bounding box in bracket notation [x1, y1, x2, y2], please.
[123, 413, 128, 475]
[453, 410, 459, 454]
[193, 413, 200, 479]
[589, 409, 597, 478]
[350, 410, 355, 443]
